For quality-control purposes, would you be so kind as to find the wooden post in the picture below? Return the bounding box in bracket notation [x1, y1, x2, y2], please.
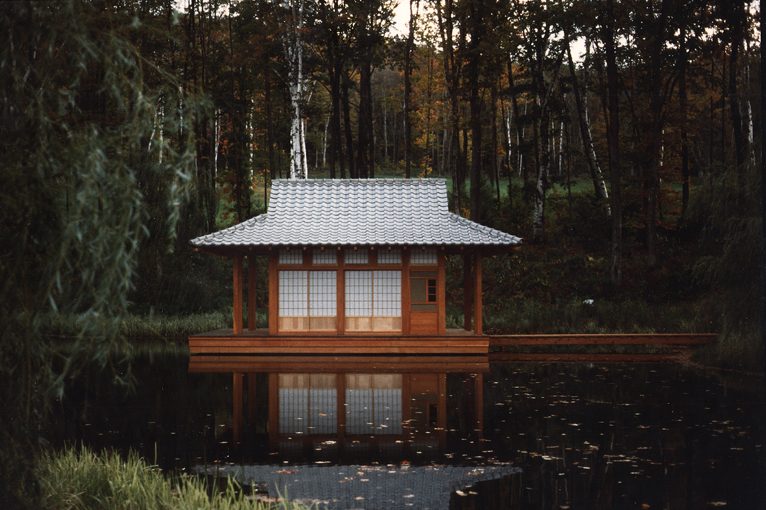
[337, 251, 345, 334]
[474, 373, 484, 439]
[474, 254, 483, 335]
[463, 253, 473, 332]
[233, 256, 244, 335]
[247, 255, 257, 331]
[402, 249, 411, 334]
[437, 253, 446, 334]
[232, 372, 244, 442]
[268, 255, 278, 335]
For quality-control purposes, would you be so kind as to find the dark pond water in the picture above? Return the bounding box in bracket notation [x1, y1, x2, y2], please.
[52, 354, 766, 509]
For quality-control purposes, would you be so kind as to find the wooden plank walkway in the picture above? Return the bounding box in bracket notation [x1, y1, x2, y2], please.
[489, 333, 716, 347]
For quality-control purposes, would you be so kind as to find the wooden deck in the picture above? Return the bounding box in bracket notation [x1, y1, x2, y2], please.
[188, 328, 488, 355]
[188, 354, 490, 373]
[188, 331, 716, 356]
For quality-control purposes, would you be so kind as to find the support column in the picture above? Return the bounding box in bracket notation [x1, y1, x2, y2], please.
[233, 255, 244, 335]
[268, 255, 278, 335]
[337, 250, 345, 334]
[438, 253, 446, 334]
[463, 253, 473, 331]
[247, 255, 257, 331]
[232, 372, 244, 443]
[474, 254, 483, 335]
[402, 249, 411, 334]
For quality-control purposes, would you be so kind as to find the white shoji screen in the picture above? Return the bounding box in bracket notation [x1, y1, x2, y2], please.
[373, 271, 401, 316]
[377, 249, 402, 264]
[345, 270, 401, 317]
[312, 249, 337, 265]
[309, 271, 336, 317]
[279, 247, 303, 265]
[344, 248, 369, 264]
[345, 271, 373, 317]
[279, 271, 308, 316]
[411, 249, 438, 265]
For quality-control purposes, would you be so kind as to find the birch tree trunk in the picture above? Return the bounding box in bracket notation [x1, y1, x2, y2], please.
[282, 0, 308, 179]
[567, 42, 609, 210]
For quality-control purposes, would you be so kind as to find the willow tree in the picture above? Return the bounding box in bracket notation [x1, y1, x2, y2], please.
[0, 2, 201, 505]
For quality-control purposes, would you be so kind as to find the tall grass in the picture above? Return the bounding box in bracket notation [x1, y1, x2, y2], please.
[37, 447, 306, 510]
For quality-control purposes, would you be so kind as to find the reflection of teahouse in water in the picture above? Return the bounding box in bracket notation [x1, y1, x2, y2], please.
[188, 355, 487, 461]
[188, 179, 520, 355]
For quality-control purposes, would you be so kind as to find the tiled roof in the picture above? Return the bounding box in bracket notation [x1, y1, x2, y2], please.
[191, 179, 521, 248]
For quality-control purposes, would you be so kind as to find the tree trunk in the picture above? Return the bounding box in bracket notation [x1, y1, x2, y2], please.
[403, 0, 419, 178]
[728, 0, 747, 183]
[567, 42, 609, 209]
[342, 69, 356, 177]
[357, 60, 372, 178]
[604, 0, 622, 285]
[283, 0, 308, 179]
[759, 0, 766, 376]
[265, 64, 277, 181]
[679, 25, 690, 220]
[468, 0, 483, 220]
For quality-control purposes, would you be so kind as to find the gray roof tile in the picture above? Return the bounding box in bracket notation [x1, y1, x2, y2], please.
[191, 178, 521, 248]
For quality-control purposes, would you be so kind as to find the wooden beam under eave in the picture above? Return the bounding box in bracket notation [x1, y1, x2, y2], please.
[247, 255, 257, 330]
[233, 255, 244, 335]
[474, 254, 483, 335]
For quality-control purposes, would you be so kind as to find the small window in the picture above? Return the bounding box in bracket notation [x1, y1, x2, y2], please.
[279, 247, 303, 265]
[377, 249, 402, 265]
[411, 249, 437, 265]
[345, 248, 369, 265]
[312, 249, 337, 265]
[410, 274, 438, 304]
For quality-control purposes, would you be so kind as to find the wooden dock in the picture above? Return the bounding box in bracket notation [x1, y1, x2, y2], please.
[188, 328, 488, 355]
[188, 331, 715, 356]
[489, 333, 717, 347]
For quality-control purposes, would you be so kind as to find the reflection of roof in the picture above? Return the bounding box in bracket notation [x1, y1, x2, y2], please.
[197, 463, 520, 509]
[191, 179, 521, 248]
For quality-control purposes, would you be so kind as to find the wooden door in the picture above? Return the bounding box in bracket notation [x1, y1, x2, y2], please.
[409, 271, 438, 334]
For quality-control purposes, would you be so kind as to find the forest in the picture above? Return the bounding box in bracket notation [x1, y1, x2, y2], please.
[1, 0, 765, 507]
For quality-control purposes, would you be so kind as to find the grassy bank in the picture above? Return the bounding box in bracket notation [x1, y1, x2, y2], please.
[37, 447, 304, 510]
[43, 312, 231, 346]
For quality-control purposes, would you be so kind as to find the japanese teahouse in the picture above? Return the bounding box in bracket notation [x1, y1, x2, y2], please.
[189, 179, 520, 355]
